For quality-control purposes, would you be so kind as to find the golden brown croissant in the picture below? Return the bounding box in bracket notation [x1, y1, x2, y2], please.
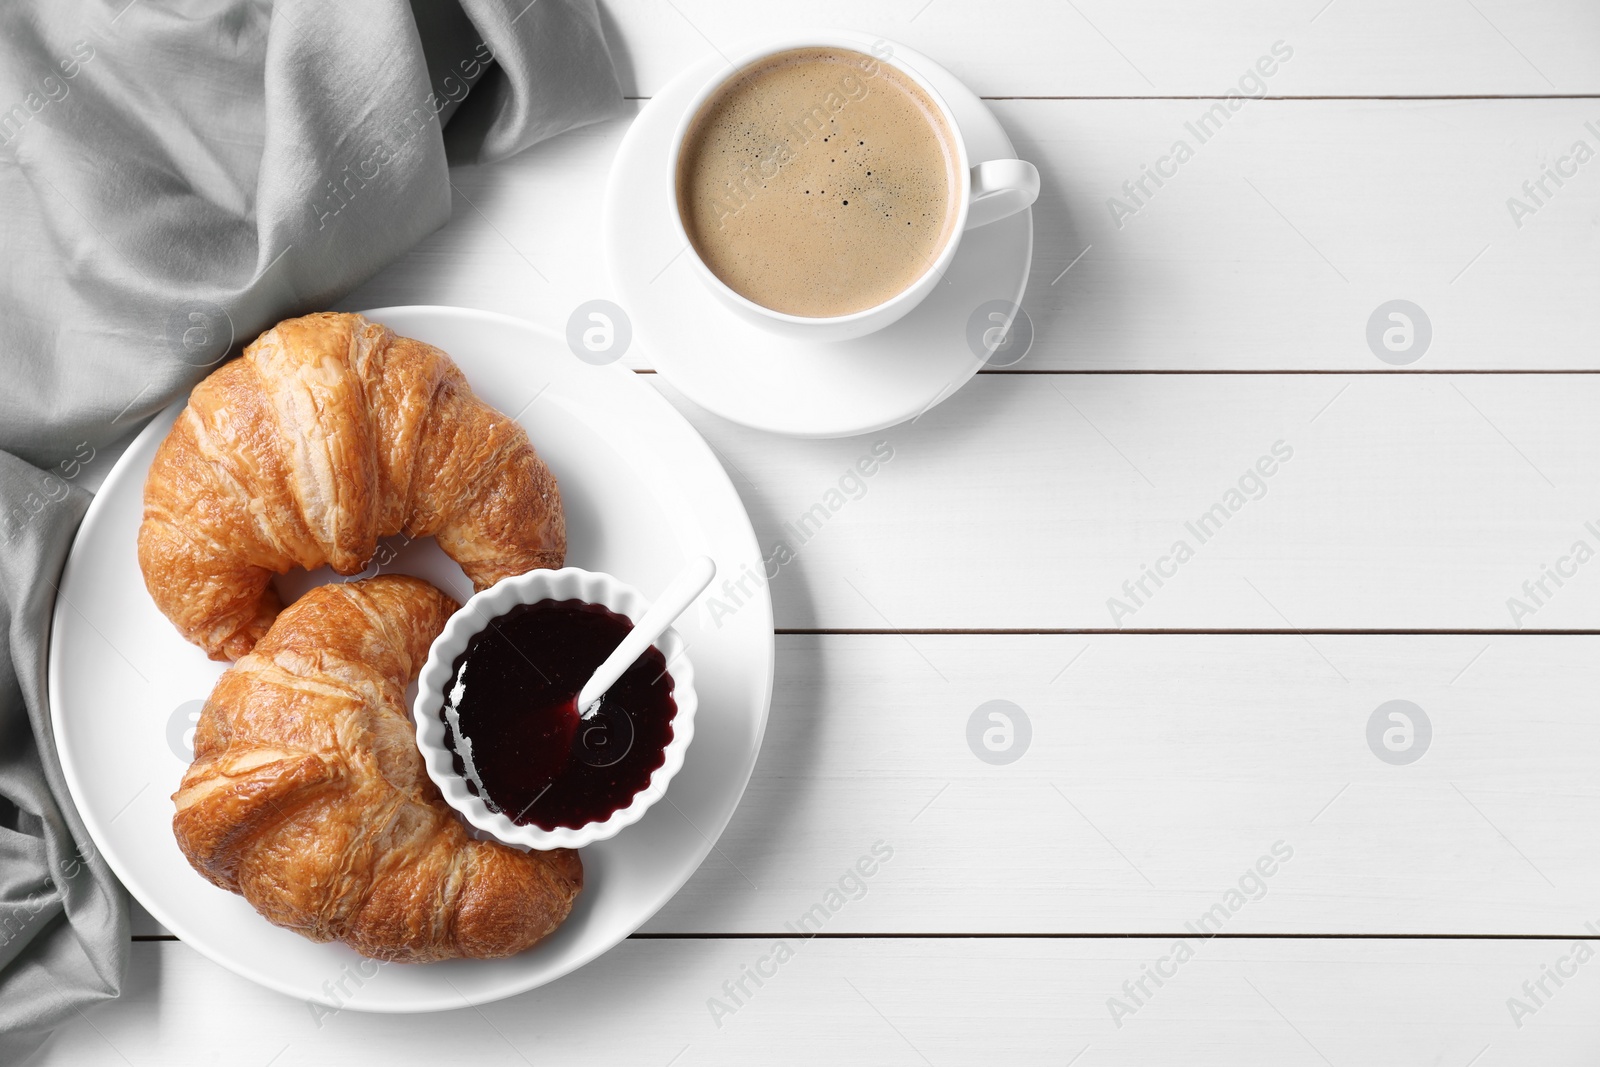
[139, 311, 565, 660]
[173, 575, 582, 961]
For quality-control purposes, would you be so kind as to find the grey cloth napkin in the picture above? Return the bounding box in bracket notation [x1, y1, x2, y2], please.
[0, 1, 622, 1058]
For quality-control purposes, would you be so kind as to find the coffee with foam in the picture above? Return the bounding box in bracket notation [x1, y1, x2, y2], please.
[676, 48, 960, 319]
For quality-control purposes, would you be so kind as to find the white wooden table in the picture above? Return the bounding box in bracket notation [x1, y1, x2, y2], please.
[34, 2, 1600, 1063]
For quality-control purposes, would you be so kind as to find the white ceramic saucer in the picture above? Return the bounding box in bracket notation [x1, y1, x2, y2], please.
[601, 31, 1034, 439]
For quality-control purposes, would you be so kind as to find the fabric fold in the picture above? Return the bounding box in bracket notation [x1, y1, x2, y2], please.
[0, 1, 622, 1058]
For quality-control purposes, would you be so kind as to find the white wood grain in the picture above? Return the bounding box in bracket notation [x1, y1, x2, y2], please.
[660, 372, 1600, 630]
[338, 98, 1600, 370]
[1006, 98, 1600, 370]
[30, 938, 1600, 1066]
[597, 0, 1600, 98]
[643, 634, 1600, 935]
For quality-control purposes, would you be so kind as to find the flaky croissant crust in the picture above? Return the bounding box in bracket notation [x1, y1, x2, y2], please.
[139, 311, 565, 660]
[173, 575, 582, 962]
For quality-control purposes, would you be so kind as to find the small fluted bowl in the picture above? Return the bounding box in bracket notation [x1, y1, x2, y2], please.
[413, 566, 697, 851]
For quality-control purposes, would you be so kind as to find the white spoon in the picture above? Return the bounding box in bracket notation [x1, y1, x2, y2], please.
[576, 555, 716, 719]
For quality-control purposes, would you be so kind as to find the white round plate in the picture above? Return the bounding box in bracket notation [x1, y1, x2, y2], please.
[602, 30, 1034, 439]
[47, 306, 775, 1012]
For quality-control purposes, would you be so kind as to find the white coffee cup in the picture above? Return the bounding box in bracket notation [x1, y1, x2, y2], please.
[667, 33, 1040, 343]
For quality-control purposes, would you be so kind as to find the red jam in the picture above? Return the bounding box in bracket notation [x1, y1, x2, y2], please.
[439, 599, 677, 831]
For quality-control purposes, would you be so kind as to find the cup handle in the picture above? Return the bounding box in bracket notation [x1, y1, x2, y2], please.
[966, 159, 1040, 230]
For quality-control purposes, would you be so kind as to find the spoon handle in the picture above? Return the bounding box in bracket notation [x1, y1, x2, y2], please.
[577, 556, 716, 718]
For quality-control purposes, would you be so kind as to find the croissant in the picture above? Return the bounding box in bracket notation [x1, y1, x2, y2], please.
[138, 311, 565, 660]
[173, 575, 582, 961]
